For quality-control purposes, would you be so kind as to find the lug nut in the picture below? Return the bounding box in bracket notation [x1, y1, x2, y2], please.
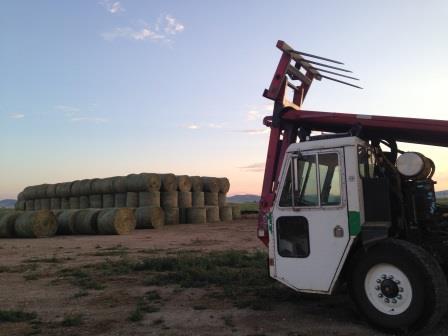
[375, 286, 380, 291]
[385, 298, 390, 303]
[395, 280, 401, 284]
[397, 295, 402, 300]
[381, 274, 387, 279]
[376, 279, 382, 283]
[392, 299, 397, 304]
[399, 287, 404, 292]
[389, 275, 394, 280]
[378, 293, 383, 298]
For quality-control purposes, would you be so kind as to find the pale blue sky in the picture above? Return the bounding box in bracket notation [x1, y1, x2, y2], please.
[1, 0, 448, 199]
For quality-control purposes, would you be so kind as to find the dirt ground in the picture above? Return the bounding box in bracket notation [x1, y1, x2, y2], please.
[1, 219, 448, 336]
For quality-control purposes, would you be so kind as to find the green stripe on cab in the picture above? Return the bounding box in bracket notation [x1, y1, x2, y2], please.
[348, 211, 361, 236]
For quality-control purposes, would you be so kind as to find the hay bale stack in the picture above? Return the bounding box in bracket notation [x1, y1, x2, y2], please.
[220, 206, 233, 222]
[0, 211, 20, 238]
[71, 180, 82, 196]
[161, 192, 178, 209]
[178, 192, 192, 208]
[217, 178, 230, 193]
[14, 210, 57, 238]
[192, 192, 205, 207]
[115, 193, 127, 207]
[69, 197, 80, 209]
[97, 208, 135, 235]
[126, 173, 161, 192]
[165, 207, 180, 225]
[139, 191, 160, 207]
[190, 176, 203, 192]
[79, 179, 92, 195]
[187, 207, 206, 224]
[135, 207, 164, 229]
[89, 195, 102, 208]
[112, 176, 127, 193]
[55, 210, 77, 235]
[218, 193, 227, 207]
[102, 194, 115, 208]
[40, 198, 51, 210]
[79, 196, 89, 209]
[176, 175, 192, 192]
[126, 192, 138, 208]
[55, 182, 73, 198]
[34, 199, 42, 211]
[46, 184, 57, 198]
[50, 198, 61, 210]
[201, 177, 219, 193]
[204, 192, 218, 206]
[205, 206, 220, 223]
[160, 174, 177, 191]
[25, 200, 34, 211]
[231, 204, 242, 220]
[74, 209, 100, 234]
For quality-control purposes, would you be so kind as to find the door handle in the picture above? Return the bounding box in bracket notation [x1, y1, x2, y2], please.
[334, 225, 344, 238]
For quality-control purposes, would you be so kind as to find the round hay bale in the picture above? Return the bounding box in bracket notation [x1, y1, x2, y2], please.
[192, 192, 205, 207]
[187, 207, 206, 224]
[139, 191, 160, 207]
[178, 192, 192, 208]
[115, 193, 127, 207]
[97, 208, 135, 235]
[96, 177, 115, 194]
[40, 199, 51, 210]
[204, 192, 218, 206]
[55, 182, 73, 198]
[17, 192, 25, 201]
[0, 211, 20, 237]
[217, 177, 230, 193]
[218, 193, 227, 207]
[112, 176, 127, 193]
[126, 192, 138, 208]
[34, 199, 42, 211]
[14, 210, 57, 238]
[102, 194, 114, 208]
[126, 173, 161, 192]
[15, 200, 25, 211]
[205, 206, 220, 223]
[89, 195, 102, 208]
[165, 207, 180, 225]
[22, 186, 34, 200]
[73, 209, 100, 234]
[69, 197, 80, 209]
[79, 196, 89, 209]
[190, 176, 203, 192]
[201, 177, 219, 193]
[179, 208, 188, 224]
[50, 198, 61, 210]
[37, 184, 49, 198]
[71, 180, 82, 196]
[231, 204, 242, 220]
[46, 184, 57, 198]
[25, 200, 34, 211]
[55, 210, 78, 235]
[161, 191, 178, 209]
[61, 198, 70, 210]
[135, 206, 164, 229]
[219, 206, 233, 222]
[90, 179, 102, 194]
[160, 174, 177, 191]
[79, 179, 92, 195]
[176, 175, 192, 192]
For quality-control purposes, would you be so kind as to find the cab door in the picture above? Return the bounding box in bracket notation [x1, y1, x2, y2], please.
[271, 148, 349, 293]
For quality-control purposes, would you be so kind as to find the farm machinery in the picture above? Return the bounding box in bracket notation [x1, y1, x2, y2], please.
[258, 40, 448, 333]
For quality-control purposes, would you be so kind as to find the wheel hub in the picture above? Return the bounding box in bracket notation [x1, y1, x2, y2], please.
[381, 279, 399, 298]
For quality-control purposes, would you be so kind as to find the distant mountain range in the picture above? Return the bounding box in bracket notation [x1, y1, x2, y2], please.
[0, 199, 16, 208]
[227, 194, 260, 203]
[437, 191, 448, 198]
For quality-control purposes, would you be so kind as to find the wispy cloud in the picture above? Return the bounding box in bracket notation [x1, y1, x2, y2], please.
[55, 104, 107, 123]
[100, 0, 124, 14]
[185, 124, 200, 129]
[246, 103, 273, 121]
[234, 128, 269, 135]
[54, 105, 81, 116]
[239, 162, 265, 172]
[9, 113, 25, 119]
[70, 117, 108, 123]
[102, 15, 184, 43]
[180, 122, 226, 130]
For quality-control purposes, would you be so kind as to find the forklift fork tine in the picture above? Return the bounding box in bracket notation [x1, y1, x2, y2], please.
[290, 50, 345, 65]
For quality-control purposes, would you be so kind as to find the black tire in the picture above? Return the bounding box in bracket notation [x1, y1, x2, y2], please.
[348, 239, 448, 334]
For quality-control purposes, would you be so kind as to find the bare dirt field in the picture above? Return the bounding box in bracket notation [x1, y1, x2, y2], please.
[1, 219, 447, 336]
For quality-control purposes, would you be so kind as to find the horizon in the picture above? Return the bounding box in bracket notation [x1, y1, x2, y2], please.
[2, 1, 448, 199]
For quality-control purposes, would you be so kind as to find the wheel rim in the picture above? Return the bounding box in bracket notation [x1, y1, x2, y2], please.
[364, 263, 413, 315]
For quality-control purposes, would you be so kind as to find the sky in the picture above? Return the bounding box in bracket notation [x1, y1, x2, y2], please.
[1, 0, 448, 199]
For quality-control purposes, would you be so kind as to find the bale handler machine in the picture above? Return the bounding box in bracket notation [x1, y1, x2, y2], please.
[258, 40, 448, 333]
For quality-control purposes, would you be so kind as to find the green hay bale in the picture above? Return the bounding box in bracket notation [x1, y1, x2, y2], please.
[97, 208, 136, 235]
[178, 192, 192, 208]
[14, 210, 57, 238]
[15, 200, 25, 211]
[79, 196, 89, 209]
[17, 192, 25, 201]
[192, 192, 205, 207]
[61, 198, 70, 210]
[40, 198, 51, 210]
[73, 209, 101, 234]
[90, 178, 102, 194]
[102, 194, 115, 208]
[139, 191, 160, 207]
[78, 179, 93, 195]
[161, 191, 178, 209]
[159, 173, 177, 192]
[176, 175, 192, 192]
[179, 208, 188, 224]
[190, 176, 203, 192]
[201, 177, 219, 193]
[187, 207, 206, 224]
[231, 204, 241, 220]
[115, 193, 127, 208]
[219, 206, 233, 222]
[55, 182, 73, 198]
[46, 184, 57, 198]
[96, 177, 115, 194]
[0, 211, 20, 238]
[204, 192, 218, 206]
[135, 206, 164, 229]
[112, 176, 127, 193]
[69, 197, 80, 209]
[126, 173, 161, 192]
[89, 195, 102, 208]
[126, 192, 138, 208]
[71, 180, 82, 196]
[205, 206, 220, 223]
[50, 198, 61, 210]
[25, 200, 34, 211]
[165, 207, 180, 225]
[34, 199, 42, 211]
[217, 177, 230, 193]
[55, 210, 78, 235]
[218, 193, 227, 207]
